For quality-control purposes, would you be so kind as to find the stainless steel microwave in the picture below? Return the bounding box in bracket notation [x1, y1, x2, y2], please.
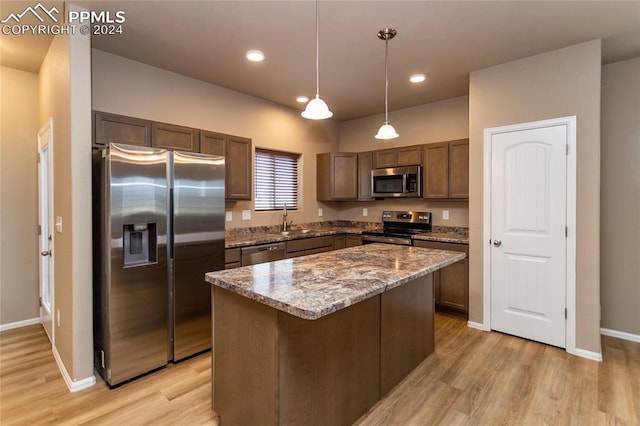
[371, 166, 422, 198]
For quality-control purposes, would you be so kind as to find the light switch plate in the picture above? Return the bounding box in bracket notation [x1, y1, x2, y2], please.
[443, 210, 450, 220]
[225, 211, 233, 222]
[362, 208, 368, 217]
[242, 210, 251, 220]
[318, 208, 323, 217]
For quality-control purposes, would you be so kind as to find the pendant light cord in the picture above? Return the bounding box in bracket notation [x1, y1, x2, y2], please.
[315, 0, 320, 96]
[384, 37, 389, 123]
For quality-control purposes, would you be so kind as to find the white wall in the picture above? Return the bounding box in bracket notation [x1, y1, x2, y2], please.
[91, 49, 340, 229]
[39, 27, 94, 385]
[0, 66, 40, 326]
[469, 40, 602, 353]
[600, 57, 640, 337]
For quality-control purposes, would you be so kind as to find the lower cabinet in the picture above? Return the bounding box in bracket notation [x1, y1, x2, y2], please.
[334, 235, 363, 249]
[224, 248, 241, 269]
[413, 240, 469, 315]
[285, 236, 335, 259]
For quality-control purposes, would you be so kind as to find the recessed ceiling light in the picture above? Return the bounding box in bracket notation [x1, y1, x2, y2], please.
[246, 50, 265, 62]
[409, 74, 427, 83]
[296, 96, 310, 103]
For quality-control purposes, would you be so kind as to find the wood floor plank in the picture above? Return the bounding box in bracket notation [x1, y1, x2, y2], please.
[1, 317, 639, 425]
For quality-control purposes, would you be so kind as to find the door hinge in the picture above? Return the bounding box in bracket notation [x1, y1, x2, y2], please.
[37, 153, 41, 163]
[101, 350, 105, 369]
[565, 226, 568, 237]
[566, 144, 569, 155]
[565, 308, 568, 319]
[38, 225, 42, 235]
[39, 296, 43, 307]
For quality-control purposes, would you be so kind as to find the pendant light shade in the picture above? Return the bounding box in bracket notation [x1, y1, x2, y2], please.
[375, 28, 398, 140]
[375, 123, 399, 139]
[302, 95, 333, 120]
[302, 0, 333, 120]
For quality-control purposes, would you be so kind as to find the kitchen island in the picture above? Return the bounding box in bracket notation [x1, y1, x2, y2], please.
[205, 244, 466, 425]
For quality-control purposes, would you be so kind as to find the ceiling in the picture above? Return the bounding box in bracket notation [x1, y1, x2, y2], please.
[2, 1, 639, 121]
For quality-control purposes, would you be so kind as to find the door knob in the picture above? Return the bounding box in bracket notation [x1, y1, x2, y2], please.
[492, 239, 502, 247]
[40, 250, 52, 257]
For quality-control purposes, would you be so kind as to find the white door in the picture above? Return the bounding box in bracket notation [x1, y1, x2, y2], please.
[38, 119, 54, 343]
[490, 124, 567, 347]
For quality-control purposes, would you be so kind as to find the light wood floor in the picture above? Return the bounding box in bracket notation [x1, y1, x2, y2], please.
[1, 314, 638, 425]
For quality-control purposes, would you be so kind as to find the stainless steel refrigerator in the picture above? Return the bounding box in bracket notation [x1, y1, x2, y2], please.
[92, 143, 225, 386]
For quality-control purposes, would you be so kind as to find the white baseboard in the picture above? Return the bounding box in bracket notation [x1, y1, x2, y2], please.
[572, 347, 603, 362]
[52, 346, 96, 392]
[601, 327, 640, 343]
[467, 321, 488, 331]
[0, 317, 40, 332]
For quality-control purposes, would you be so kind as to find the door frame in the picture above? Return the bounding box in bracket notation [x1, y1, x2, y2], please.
[38, 117, 54, 343]
[482, 116, 577, 356]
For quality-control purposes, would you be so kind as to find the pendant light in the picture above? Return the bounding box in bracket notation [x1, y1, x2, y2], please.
[375, 28, 399, 140]
[301, 0, 333, 120]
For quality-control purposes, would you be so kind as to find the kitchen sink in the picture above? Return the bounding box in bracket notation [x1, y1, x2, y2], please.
[280, 229, 311, 236]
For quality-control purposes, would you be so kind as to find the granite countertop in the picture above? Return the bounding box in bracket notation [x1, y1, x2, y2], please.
[206, 243, 466, 320]
[225, 226, 372, 248]
[225, 226, 468, 248]
[413, 232, 469, 244]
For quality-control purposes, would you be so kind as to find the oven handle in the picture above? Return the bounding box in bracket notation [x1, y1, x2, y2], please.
[361, 235, 412, 246]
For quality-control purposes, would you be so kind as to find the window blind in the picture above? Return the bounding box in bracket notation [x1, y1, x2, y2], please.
[255, 149, 299, 211]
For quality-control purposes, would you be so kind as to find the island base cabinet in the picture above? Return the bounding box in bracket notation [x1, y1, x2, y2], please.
[212, 275, 434, 426]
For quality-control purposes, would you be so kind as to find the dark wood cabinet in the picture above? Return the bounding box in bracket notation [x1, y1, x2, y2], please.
[372, 145, 422, 169]
[225, 248, 241, 269]
[423, 139, 469, 199]
[200, 131, 226, 156]
[448, 139, 469, 199]
[358, 152, 373, 200]
[423, 142, 449, 198]
[413, 240, 469, 314]
[94, 112, 151, 147]
[152, 122, 200, 152]
[285, 236, 335, 258]
[397, 145, 422, 166]
[225, 136, 252, 200]
[317, 153, 358, 201]
[201, 132, 252, 201]
[373, 149, 397, 169]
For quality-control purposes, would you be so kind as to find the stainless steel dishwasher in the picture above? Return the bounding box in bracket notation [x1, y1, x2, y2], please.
[241, 242, 285, 266]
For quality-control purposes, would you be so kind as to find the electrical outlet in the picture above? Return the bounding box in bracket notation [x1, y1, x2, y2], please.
[318, 208, 323, 217]
[443, 210, 450, 220]
[55, 216, 63, 233]
[242, 210, 251, 220]
[56, 309, 60, 327]
[225, 211, 233, 222]
[362, 208, 368, 217]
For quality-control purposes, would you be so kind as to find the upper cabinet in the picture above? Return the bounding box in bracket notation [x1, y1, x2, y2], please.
[152, 122, 200, 152]
[93, 111, 252, 201]
[94, 112, 152, 147]
[372, 145, 422, 168]
[317, 153, 358, 201]
[358, 152, 373, 200]
[423, 139, 469, 199]
[225, 136, 253, 200]
[200, 131, 226, 156]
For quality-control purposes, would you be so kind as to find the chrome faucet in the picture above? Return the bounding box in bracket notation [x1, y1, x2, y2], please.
[282, 203, 288, 231]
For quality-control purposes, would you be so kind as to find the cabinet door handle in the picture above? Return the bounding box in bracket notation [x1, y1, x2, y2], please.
[492, 239, 502, 247]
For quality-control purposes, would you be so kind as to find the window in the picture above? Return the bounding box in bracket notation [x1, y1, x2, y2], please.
[255, 148, 300, 211]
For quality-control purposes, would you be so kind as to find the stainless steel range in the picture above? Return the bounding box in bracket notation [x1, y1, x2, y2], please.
[361, 210, 432, 246]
